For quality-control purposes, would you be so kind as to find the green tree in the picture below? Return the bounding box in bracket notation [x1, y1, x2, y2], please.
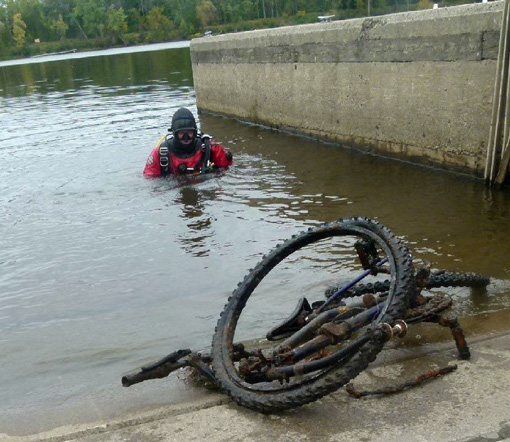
[12, 13, 26, 49]
[239, 0, 256, 20]
[372, 0, 386, 11]
[40, 0, 86, 39]
[105, 6, 127, 43]
[125, 7, 143, 33]
[217, 2, 235, 22]
[51, 14, 68, 40]
[416, 0, 432, 9]
[178, 19, 192, 37]
[175, 0, 200, 33]
[144, 7, 174, 42]
[0, 21, 5, 48]
[16, 0, 46, 41]
[196, 0, 217, 27]
[73, 0, 106, 38]
[259, 0, 267, 18]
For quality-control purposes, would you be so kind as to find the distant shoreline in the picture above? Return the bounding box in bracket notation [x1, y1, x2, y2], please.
[0, 41, 191, 68]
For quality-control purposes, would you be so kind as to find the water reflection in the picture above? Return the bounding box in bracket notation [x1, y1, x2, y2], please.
[0, 44, 192, 98]
[175, 185, 215, 257]
[200, 113, 510, 276]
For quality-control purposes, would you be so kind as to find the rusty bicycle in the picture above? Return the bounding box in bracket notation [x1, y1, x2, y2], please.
[122, 217, 489, 412]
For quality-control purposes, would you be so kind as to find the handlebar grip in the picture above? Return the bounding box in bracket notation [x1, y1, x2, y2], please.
[122, 349, 192, 387]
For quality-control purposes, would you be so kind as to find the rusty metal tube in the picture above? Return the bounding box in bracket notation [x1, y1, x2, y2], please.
[267, 335, 371, 379]
[275, 307, 347, 353]
[284, 306, 380, 364]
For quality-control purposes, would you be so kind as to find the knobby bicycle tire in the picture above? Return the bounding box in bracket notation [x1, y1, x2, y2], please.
[211, 217, 415, 412]
[324, 271, 490, 299]
[426, 271, 490, 289]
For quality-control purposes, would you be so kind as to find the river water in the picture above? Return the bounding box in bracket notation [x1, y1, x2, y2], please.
[1, 41, 510, 436]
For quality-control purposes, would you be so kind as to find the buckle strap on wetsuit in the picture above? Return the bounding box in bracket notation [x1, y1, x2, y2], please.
[158, 136, 209, 175]
[201, 134, 212, 174]
[160, 146, 169, 167]
[159, 145, 170, 176]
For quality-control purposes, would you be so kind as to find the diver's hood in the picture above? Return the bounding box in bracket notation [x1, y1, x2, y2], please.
[171, 107, 198, 152]
[171, 108, 197, 133]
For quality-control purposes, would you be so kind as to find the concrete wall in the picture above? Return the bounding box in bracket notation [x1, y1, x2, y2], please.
[190, 2, 504, 176]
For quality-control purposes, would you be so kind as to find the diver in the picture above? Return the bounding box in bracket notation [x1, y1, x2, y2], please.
[143, 107, 233, 177]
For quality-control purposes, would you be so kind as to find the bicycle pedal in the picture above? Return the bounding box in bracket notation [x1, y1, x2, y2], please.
[377, 320, 408, 341]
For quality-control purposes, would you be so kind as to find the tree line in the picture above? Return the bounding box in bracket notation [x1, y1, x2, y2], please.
[0, 0, 469, 59]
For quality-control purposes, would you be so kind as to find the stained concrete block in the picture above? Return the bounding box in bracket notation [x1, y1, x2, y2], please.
[191, 2, 505, 176]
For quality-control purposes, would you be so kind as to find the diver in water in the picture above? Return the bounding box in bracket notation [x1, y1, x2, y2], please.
[143, 107, 233, 177]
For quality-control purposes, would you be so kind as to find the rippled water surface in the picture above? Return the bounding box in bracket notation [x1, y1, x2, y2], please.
[1, 42, 510, 436]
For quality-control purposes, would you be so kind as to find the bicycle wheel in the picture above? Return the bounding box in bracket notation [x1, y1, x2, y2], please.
[324, 270, 490, 299]
[211, 217, 415, 412]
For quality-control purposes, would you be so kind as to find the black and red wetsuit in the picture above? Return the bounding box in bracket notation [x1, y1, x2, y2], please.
[143, 136, 232, 177]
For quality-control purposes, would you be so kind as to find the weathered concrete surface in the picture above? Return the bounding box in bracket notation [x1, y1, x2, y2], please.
[191, 3, 504, 177]
[9, 331, 510, 442]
